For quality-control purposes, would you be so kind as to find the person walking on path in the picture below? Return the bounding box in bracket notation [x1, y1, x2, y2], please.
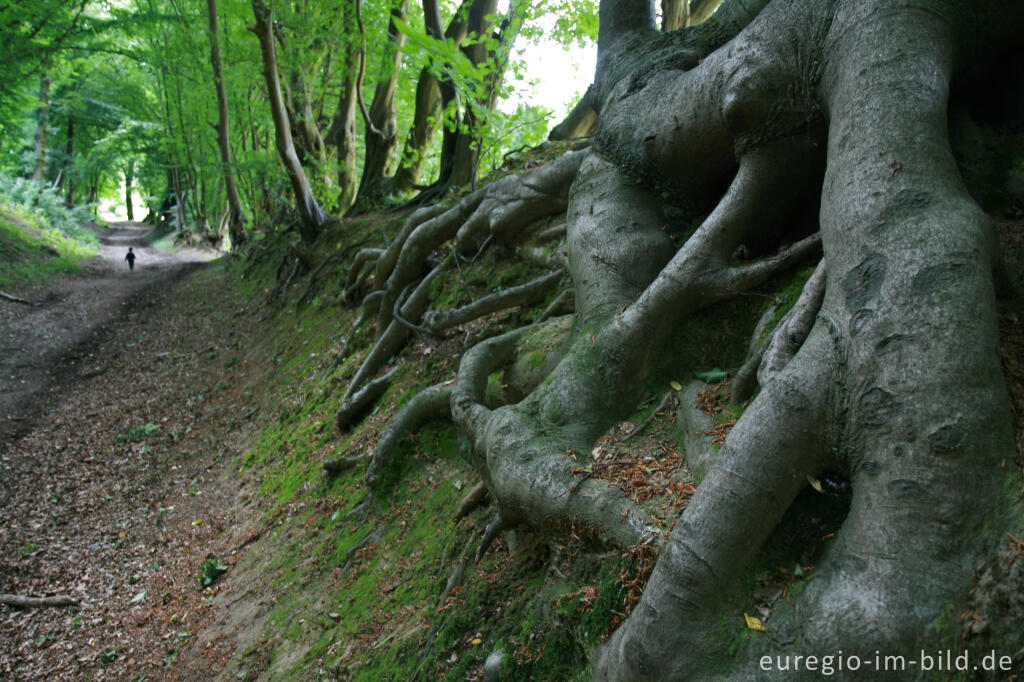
[125, 247, 136, 272]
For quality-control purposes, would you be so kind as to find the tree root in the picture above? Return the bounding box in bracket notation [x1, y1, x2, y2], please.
[421, 269, 564, 333]
[515, 243, 568, 270]
[336, 364, 402, 430]
[340, 527, 383, 574]
[345, 257, 448, 400]
[454, 481, 489, 521]
[344, 492, 382, 521]
[537, 289, 574, 322]
[757, 257, 826, 388]
[373, 205, 447, 287]
[343, 247, 385, 302]
[322, 455, 365, 477]
[364, 381, 453, 489]
[475, 512, 508, 562]
[621, 391, 674, 442]
[451, 326, 661, 549]
[1, 593, 78, 608]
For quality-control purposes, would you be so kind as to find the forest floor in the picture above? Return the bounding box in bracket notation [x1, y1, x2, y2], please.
[0, 222, 260, 680]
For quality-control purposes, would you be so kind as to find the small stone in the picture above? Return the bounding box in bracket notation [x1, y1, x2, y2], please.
[484, 648, 505, 682]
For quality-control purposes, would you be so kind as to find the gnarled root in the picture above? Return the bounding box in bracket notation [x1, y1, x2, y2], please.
[336, 364, 402, 430]
[364, 381, 453, 490]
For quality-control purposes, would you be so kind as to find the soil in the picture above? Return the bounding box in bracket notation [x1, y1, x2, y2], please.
[0, 222, 260, 680]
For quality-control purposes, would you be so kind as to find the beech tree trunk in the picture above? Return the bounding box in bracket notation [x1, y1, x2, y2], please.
[435, 0, 1024, 678]
[328, 1, 361, 214]
[391, 0, 472, 194]
[207, 0, 246, 248]
[251, 0, 328, 242]
[354, 0, 409, 207]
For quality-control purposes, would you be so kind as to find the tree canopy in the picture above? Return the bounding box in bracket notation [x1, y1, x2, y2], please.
[1, 0, 599, 241]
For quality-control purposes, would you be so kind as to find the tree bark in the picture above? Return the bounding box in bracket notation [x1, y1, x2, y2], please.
[124, 159, 135, 221]
[207, 0, 246, 248]
[329, 1, 361, 214]
[390, 0, 473, 194]
[354, 0, 409, 207]
[576, 0, 1022, 678]
[251, 0, 328, 242]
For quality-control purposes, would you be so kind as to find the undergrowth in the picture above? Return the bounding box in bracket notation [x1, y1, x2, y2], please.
[0, 174, 99, 287]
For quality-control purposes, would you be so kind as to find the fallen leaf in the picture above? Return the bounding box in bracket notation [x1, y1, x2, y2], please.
[670, 380, 683, 391]
[129, 590, 147, 605]
[743, 612, 766, 632]
[806, 474, 823, 493]
[471, 638, 483, 646]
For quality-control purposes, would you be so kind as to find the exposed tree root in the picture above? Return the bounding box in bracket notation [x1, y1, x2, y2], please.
[421, 269, 564, 334]
[515, 243, 567, 270]
[364, 381, 453, 490]
[454, 481, 489, 521]
[340, 527, 383, 574]
[335, 364, 402, 430]
[322, 455, 365, 477]
[757, 257, 826, 388]
[621, 391, 673, 442]
[537, 289, 574, 322]
[345, 257, 448, 399]
[343, 247, 384, 302]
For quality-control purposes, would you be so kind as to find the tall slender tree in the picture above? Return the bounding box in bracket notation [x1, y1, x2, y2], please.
[207, 0, 247, 248]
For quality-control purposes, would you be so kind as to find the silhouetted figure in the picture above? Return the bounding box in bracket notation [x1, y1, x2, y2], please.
[125, 247, 136, 272]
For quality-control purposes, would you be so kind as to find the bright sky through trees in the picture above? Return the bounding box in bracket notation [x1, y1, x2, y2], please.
[501, 19, 596, 116]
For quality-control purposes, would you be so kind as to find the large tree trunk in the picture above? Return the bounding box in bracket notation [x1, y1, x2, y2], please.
[207, 0, 246, 249]
[354, 0, 409, 207]
[431, 0, 505, 192]
[390, 0, 472, 195]
[327, 1, 361, 214]
[251, 0, 328, 242]
[437, 0, 1024, 678]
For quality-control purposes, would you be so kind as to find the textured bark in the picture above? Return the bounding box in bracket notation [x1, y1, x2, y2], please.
[207, 0, 245, 248]
[577, 0, 1024, 678]
[355, 0, 409, 206]
[548, 85, 597, 141]
[251, 0, 328, 242]
[329, 2, 361, 214]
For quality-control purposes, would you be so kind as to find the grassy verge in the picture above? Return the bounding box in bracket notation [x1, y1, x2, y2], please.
[0, 175, 99, 288]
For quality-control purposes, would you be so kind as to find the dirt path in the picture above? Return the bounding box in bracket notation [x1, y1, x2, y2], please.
[0, 222, 211, 443]
[0, 224, 263, 679]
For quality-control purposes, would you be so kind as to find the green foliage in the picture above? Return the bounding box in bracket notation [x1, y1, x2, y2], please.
[0, 174, 96, 238]
[198, 558, 229, 587]
[0, 175, 99, 287]
[116, 423, 160, 442]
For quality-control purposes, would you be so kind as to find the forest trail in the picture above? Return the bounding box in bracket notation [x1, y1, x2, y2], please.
[1, 225, 261, 679]
[0, 221, 211, 444]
